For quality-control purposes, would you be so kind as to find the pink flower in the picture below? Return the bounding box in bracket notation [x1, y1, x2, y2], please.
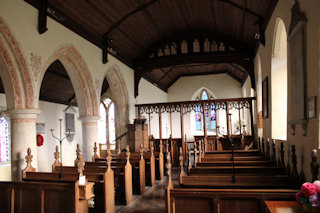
[301, 182, 317, 197]
[313, 181, 320, 192]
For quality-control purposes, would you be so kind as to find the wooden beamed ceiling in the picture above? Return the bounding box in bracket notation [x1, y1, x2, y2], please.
[25, 0, 277, 99]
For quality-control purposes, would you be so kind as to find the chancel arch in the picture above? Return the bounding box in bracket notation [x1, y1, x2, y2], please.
[271, 18, 288, 140]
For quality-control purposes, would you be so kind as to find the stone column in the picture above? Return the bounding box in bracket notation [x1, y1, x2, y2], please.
[78, 116, 99, 161]
[8, 109, 40, 181]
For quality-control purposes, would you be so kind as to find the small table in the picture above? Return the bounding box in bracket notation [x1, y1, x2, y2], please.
[265, 201, 304, 213]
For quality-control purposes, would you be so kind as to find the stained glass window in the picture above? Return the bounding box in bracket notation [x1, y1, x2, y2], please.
[195, 90, 216, 131]
[0, 117, 9, 162]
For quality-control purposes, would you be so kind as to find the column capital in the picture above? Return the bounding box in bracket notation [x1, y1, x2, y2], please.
[78, 116, 100, 123]
[6, 109, 41, 119]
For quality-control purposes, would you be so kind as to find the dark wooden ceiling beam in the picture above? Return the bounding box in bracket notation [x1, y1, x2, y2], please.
[229, 63, 246, 73]
[67, 94, 76, 105]
[218, 0, 262, 18]
[38, 0, 48, 34]
[226, 72, 243, 83]
[105, 0, 159, 36]
[143, 74, 168, 92]
[239, 0, 248, 41]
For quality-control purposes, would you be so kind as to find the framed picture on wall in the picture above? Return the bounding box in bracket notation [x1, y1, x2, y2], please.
[262, 77, 269, 119]
[308, 96, 317, 119]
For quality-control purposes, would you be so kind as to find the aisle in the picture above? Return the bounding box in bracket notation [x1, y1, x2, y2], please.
[117, 168, 179, 213]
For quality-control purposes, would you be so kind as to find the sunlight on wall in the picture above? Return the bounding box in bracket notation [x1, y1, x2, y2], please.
[271, 18, 287, 140]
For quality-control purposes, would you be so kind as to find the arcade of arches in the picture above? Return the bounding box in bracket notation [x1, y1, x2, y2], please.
[0, 0, 320, 211]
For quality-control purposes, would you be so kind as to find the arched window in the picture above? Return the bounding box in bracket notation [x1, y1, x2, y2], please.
[195, 90, 216, 131]
[98, 98, 116, 147]
[271, 18, 287, 140]
[0, 117, 9, 162]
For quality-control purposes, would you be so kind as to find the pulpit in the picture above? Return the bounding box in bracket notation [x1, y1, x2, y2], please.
[128, 117, 149, 152]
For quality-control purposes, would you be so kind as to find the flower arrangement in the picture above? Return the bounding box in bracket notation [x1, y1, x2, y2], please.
[296, 181, 320, 212]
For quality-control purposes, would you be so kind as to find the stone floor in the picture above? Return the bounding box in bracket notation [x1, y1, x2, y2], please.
[116, 167, 180, 213]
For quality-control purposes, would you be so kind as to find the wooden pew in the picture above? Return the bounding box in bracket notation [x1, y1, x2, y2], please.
[56, 145, 133, 205]
[189, 166, 286, 175]
[22, 146, 112, 213]
[89, 144, 145, 195]
[169, 188, 298, 213]
[0, 180, 92, 213]
[166, 149, 298, 213]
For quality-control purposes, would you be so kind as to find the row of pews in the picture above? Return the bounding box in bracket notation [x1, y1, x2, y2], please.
[166, 138, 307, 213]
[0, 141, 166, 213]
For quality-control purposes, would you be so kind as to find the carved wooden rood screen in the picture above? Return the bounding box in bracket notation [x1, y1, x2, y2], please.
[136, 97, 255, 161]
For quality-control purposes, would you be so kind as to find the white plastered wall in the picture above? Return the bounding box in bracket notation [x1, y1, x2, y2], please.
[256, 0, 320, 180]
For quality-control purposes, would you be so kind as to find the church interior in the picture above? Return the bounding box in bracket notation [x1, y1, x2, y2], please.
[0, 0, 320, 212]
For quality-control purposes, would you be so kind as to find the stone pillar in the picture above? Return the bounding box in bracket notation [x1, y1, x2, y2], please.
[79, 116, 99, 161]
[8, 109, 40, 181]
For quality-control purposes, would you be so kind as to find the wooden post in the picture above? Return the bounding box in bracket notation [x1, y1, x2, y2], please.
[137, 106, 141, 117]
[92, 142, 99, 161]
[178, 147, 186, 184]
[170, 107, 173, 140]
[238, 107, 242, 135]
[266, 138, 270, 159]
[125, 145, 133, 204]
[150, 142, 156, 186]
[187, 146, 192, 173]
[159, 140, 164, 179]
[291, 145, 298, 179]
[202, 102, 208, 146]
[262, 138, 265, 155]
[22, 148, 36, 178]
[249, 99, 254, 140]
[139, 144, 146, 193]
[280, 142, 285, 168]
[272, 140, 276, 162]
[226, 102, 230, 137]
[52, 145, 62, 171]
[105, 152, 115, 213]
[159, 105, 163, 142]
[311, 149, 319, 182]
[198, 140, 202, 163]
[194, 141, 198, 167]
[148, 109, 151, 136]
[180, 104, 185, 161]
[165, 152, 173, 213]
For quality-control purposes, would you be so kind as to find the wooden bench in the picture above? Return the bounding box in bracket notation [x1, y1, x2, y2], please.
[0, 180, 93, 213]
[22, 146, 112, 213]
[89, 147, 145, 195]
[166, 149, 299, 213]
[168, 188, 298, 213]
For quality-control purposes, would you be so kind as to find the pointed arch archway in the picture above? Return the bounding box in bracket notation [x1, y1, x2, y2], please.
[40, 44, 99, 117]
[104, 64, 129, 149]
[0, 16, 39, 180]
[0, 17, 35, 109]
[40, 44, 100, 161]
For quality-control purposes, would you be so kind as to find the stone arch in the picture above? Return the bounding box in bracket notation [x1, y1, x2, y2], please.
[0, 17, 35, 110]
[104, 64, 129, 125]
[104, 64, 129, 148]
[39, 44, 99, 117]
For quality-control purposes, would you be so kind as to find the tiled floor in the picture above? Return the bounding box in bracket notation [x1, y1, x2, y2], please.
[116, 167, 180, 213]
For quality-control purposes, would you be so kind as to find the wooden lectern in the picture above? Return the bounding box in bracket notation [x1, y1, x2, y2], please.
[128, 117, 149, 152]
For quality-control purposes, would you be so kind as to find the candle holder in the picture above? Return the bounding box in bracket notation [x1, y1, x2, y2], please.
[50, 119, 72, 179]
